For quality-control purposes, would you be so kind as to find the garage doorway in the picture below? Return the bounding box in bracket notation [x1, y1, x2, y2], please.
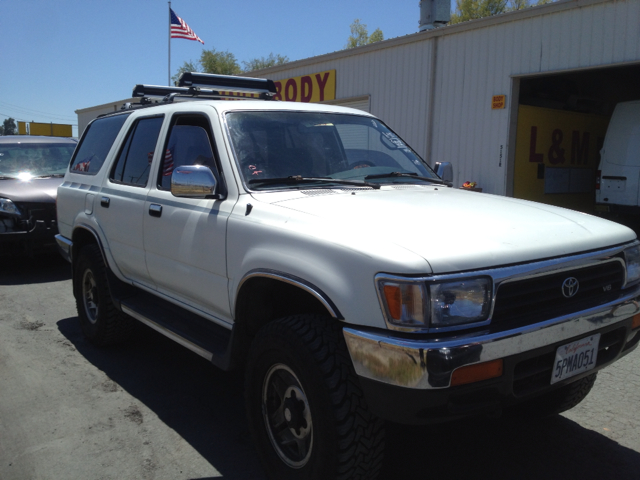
[512, 64, 640, 213]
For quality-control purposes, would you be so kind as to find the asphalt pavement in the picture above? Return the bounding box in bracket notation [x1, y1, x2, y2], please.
[1, 255, 639, 479]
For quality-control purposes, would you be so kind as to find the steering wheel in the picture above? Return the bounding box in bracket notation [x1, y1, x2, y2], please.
[348, 161, 375, 170]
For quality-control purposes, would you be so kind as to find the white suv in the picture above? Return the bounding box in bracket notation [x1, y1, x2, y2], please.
[56, 73, 640, 480]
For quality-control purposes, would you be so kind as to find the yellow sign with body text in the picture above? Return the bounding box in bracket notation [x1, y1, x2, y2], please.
[492, 95, 506, 110]
[273, 70, 336, 103]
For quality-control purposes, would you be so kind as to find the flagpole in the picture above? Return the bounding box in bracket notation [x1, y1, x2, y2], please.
[168, 1, 171, 86]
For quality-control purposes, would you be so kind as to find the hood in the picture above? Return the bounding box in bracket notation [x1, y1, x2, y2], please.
[259, 186, 637, 273]
[0, 177, 62, 203]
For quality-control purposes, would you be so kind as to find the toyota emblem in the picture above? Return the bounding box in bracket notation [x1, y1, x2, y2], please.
[562, 277, 579, 298]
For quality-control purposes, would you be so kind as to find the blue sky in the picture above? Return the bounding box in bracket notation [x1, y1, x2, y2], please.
[2, 0, 439, 137]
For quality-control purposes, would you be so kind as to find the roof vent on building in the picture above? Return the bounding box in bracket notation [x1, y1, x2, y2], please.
[419, 0, 451, 31]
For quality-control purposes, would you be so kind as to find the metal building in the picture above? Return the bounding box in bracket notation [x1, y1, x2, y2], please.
[247, 0, 640, 212]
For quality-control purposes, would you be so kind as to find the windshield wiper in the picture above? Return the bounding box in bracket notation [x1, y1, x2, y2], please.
[364, 172, 450, 186]
[248, 175, 381, 189]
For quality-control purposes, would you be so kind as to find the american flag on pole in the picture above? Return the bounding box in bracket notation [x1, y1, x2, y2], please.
[170, 8, 204, 44]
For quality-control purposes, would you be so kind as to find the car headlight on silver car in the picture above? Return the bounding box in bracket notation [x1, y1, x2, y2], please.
[624, 244, 640, 285]
[376, 275, 492, 332]
[0, 198, 21, 216]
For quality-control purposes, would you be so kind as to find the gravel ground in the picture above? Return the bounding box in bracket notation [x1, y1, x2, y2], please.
[1, 255, 639, 479]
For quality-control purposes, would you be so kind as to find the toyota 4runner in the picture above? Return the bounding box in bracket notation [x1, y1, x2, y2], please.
[56, 73, 640, 479]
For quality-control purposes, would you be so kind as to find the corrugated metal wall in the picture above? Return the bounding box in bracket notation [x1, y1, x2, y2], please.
[430, 0, 640, 194]
[239, 0, 640, 194]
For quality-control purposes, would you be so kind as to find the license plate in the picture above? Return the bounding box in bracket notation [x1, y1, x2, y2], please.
[550, 334, 600, 384]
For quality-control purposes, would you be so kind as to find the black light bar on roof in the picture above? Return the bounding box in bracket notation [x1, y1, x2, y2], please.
[131, 73, 277, 104]
[177, 72, 277, 96]
[132, 84, 191, 98]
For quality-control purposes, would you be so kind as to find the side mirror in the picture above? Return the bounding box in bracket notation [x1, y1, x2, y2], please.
[434, 162, 453, 185]
[171, 165, 219, 199]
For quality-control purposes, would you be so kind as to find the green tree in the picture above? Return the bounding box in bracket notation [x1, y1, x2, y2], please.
[368, 28, 384, 44]
[242, 53, 289, 72]
[200, 48, 242, 76]
[345, 19, 384, 49]
[172, 60, 199, 84]
[450, 0, 554, 24]
[172, 48, 242, 84]
[2, 118, 17, 136]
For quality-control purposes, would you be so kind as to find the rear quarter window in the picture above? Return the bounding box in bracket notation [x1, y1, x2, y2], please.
[70, 114, 130, 174]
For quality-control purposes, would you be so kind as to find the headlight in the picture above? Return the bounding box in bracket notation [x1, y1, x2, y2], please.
[429, 277, 491, 327]
[0, 198, 21, 216]
[624, 245, 640, 284]
[377, 276, 492, 331]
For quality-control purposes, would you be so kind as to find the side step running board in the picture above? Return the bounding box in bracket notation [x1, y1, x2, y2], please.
[122, 306, 216, 361]
[114, 285, 234, 371]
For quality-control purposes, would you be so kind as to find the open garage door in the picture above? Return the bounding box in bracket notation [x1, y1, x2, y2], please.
[513, 106, 608, 213]
[513, 64, 640, 214]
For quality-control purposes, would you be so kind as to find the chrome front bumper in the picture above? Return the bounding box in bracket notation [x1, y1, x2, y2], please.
[343, 287, 640, 390]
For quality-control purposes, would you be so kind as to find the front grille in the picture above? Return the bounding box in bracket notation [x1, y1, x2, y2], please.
[492, 260, 624, 327]
[18, 202, 57, 230]
[25, 202, 57, 223]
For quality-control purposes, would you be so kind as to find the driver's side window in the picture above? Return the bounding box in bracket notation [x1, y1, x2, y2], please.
[158, 116, 219, 191]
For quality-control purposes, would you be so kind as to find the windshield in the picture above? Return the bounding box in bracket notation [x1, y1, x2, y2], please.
[226, 111, 439, 190]
[0, 141, 76, 179]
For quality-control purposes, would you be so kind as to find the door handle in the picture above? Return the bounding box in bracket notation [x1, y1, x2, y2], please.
[100, 197, 110, 208]
[149, 204, 162, 217]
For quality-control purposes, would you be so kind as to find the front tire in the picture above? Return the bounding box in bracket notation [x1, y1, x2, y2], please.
[74, 244, 133, 346]
[245, 315, 385, 480]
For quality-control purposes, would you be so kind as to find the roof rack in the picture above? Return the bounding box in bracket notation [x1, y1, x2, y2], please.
[132, 72, 277, 103]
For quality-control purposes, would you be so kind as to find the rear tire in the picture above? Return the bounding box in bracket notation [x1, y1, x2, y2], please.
[74, 244, 134, 346]
[245, 314, 385, 480]
[512, 373, 597, 417]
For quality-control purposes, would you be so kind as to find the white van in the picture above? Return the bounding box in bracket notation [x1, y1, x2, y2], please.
[596, 100, 640, 220]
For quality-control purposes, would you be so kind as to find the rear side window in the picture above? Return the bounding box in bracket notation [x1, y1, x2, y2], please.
[110, 116, 164, 187]
[70, 114, 130, 174]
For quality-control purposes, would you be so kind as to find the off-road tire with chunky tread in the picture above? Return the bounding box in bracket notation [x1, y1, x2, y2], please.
[513, 372, 597, 417]
[74, 244, 134, 346]
[245, 314, 385, 480]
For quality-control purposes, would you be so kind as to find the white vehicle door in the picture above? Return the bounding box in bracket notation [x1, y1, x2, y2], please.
[95, 115, 164, 287]
[143, 112, 232, 322]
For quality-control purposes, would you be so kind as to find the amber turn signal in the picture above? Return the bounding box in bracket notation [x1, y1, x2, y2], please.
[632, 313, 640, 330]
[383, 284, 402, 320]
[450, 359, 504, 387]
